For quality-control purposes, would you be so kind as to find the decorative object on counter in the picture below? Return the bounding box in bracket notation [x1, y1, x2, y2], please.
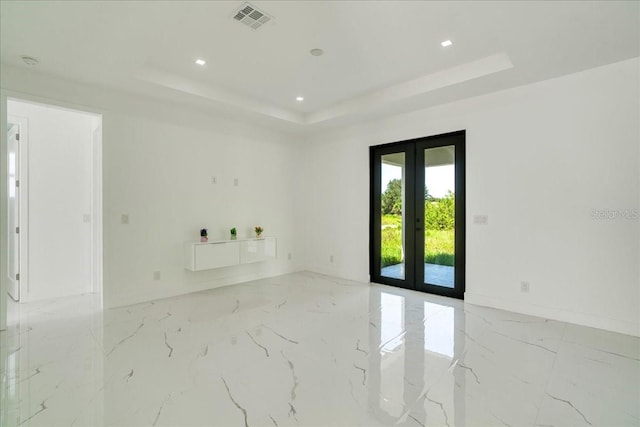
[200, 228, 208, 242]
[230, 227, 237, 240]
[255, 226, 264, 238]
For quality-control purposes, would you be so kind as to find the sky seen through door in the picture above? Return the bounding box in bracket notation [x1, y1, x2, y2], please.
[381, 163, 454, 198]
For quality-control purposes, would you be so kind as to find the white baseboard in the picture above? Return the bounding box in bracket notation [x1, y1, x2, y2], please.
[297, 261, 370, 284]
[465, 291, 640, 337]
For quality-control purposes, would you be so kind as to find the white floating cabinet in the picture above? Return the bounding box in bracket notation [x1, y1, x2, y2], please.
[191, 241, 240, 271]
[240, 237, 277, 264]
[184, 237, 276, 272]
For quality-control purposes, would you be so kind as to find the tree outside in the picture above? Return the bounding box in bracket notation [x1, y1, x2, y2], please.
[381, 179, 402, 215]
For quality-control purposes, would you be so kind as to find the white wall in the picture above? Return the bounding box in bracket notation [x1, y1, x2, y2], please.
[8, 100, 97, 302]
[1, 94, 7, 330]
[297, 58, 640, 337]
[102, 113, 299, 308]
[0, 65, 300, 311]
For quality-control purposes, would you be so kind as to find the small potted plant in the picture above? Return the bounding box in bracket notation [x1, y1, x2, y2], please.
[230, 227, 237, 240]
[200, 228, 208, 242]
[254, 226, 264, 238]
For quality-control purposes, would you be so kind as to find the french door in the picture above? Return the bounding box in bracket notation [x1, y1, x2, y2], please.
[370, 131, 465, 299]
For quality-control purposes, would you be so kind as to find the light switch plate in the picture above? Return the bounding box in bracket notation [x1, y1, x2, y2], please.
[473, 215, 489, 225]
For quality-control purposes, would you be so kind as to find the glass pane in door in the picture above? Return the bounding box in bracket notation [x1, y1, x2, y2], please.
[424, 146, 455, 288]
[380, 153, 405, 280]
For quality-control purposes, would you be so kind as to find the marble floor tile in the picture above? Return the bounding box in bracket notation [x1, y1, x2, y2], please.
[1, 272, 639, 426]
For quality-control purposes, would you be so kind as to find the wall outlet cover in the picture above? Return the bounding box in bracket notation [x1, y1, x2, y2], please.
[473, 215, 489, 225]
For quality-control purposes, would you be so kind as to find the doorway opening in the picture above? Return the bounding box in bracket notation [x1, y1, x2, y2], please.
[370, 131, 465, 299]
[6, 98, 103, 315]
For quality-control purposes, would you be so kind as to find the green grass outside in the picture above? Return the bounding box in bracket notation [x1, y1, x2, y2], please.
[381, 215, 454, 268]
[382, 214, 402, 226]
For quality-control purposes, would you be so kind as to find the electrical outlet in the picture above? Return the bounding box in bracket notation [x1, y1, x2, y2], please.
[121, 214, 129, 224]
[211, 176, 217, 184]
[474, 215, 489, 225]
[234, 178, 239, 186]
[83, 214, 91, 223]
[330, 255, 334, 263]
[153, 271, 161, 281]
[288, 253, 292, 260]
[520, 281, 530, 293]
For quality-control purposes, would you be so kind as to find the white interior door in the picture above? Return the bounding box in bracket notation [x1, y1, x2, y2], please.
[7, 122, 20, 301]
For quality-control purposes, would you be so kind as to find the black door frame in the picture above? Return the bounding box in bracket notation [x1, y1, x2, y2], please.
[369, 130, 466, 299]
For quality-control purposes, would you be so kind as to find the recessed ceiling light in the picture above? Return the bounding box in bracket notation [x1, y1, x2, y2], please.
[21, 56, 39, 66]
[310, 48, 324, 57]
[195, 58, 206, 66]
[441, 40, 453, 47]
[296, 96, 304, 102]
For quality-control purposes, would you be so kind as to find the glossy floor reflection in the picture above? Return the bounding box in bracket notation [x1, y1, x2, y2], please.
[1, 272, 639, 426]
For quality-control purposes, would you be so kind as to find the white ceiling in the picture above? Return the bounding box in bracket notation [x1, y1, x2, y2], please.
[1, 1, 638, 131]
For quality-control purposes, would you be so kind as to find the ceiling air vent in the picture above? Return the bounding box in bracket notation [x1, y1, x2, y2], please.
[232, 2, 272, 30]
